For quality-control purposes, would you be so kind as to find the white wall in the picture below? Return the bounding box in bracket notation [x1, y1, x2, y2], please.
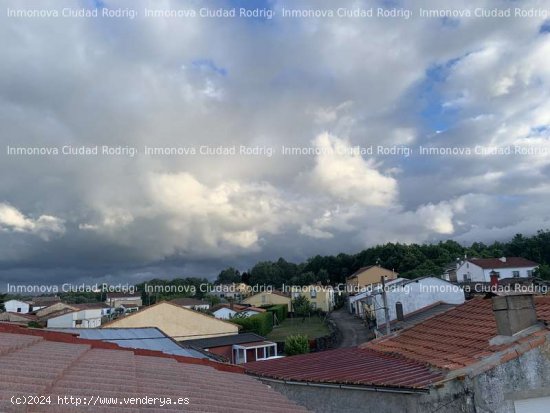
[457, 262, 537, 282]
[47, 309, 102, 328]
[370, 277, 465, 326]
[4, 300, 31, 314]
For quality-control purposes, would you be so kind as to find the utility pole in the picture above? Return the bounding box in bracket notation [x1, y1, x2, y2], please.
[381, 276, 391, 336]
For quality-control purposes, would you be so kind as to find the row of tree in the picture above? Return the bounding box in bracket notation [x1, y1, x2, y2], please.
[216, 230, 550, 287]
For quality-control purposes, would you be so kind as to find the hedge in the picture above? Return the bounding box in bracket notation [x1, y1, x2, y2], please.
[265, 304, 288, 323]
[231, 312, 273, 336]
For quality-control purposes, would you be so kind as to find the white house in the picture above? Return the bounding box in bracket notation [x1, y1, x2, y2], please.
[3, 299, 33, 314]
[212, 307, 238, 320]
[351, 277, 465, 329]
[348, 278, 405, 315]
[456, 257, 538, 283]
[169, 297, 210, 311]
[105, 292, 142, 308]
[212, 304, 265, 320]
[46, 308, 103, 329]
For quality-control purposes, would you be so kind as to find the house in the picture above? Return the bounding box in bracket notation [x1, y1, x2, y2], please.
[212, 304, 266, 320]
[209, 283, 250, 300]
[0, 324, 308, 413]
[116, 302, 140, 314]
[0, 312, 38, 325]
[183, 332, 278, 364]
[31, 295, 61, 308]
[3, 299, 33, 314]
[45, 305, 103, 329]
[245, 294, 550, 413]
[34, 301, 78, 318]
[345, 265, 398, 293]
[104, 291, 143, 308]
[456, 256, 538, 283]
[241, 291, 292, 311]
[170, 297, 210, 311]
[102, 301, 240, 341]
[290, 285, 335, 312]
[354, 277, 465, 331]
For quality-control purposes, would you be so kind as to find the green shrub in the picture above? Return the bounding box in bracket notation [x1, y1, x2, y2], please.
[231, 312, 273, 336]
[284, 334, 309, 356]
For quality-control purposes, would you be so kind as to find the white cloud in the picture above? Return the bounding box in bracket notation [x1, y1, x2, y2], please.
[307, 133, 398, 207]
[0, 203, 64, 239]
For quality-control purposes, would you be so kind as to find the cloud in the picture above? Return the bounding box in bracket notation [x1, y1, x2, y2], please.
[307, 133, 398, 207]
[1, 0, 550, 283]
[0, 203, 64, 240]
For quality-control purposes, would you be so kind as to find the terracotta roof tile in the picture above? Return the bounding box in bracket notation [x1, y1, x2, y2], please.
[244, 347, 443, 390]
[0, 325, 309, 412]
[469, 257, 538, 269]
[364, 296, 550, 370]
[245, 296, 550, 390]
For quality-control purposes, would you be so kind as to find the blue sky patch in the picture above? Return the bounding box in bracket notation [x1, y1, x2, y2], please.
[191, 59, 228, 77]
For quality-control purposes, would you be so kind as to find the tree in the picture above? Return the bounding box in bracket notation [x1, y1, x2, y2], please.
[535, 264, 550, 280]
[292, 296, 313, 320]
[285, 334, 309, 356]
[216, 267, 241, 284]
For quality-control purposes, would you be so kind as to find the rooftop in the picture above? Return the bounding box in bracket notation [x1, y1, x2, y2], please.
[169, 297, 210, 307]
[377, 302, 457, 331]
[212, 304, 266, 313]
[365, 296, 550, 370]
[245, 296, 550, 391]
[245, 347, 443, 391]
[183, 333, 268, 349]
[0, 324, 308, 412]
[469, 257, 538, 269]
[47, 327, 208, 359]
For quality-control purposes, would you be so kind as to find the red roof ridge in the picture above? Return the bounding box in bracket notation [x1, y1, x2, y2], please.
[0, 323, 244, 374]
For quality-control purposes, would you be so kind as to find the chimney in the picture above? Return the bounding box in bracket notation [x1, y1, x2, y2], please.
[499, 257, 507, 263]
[395, 302, 404, 322]
[490, 270, 499, 287]
[492, 294, 537, 336]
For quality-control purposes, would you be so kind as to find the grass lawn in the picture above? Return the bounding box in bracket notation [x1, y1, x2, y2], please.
[267, 316, 330, 341]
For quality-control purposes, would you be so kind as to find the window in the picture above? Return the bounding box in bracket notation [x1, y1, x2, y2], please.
[75, 320, 83, 325]
[310, 289, 317, 298]
[261, 295, 266, 304]
[528, 270, 534, 277]
[463, 274, 471, 282]
[512, 271, 520, 278]
[16, 308, 21, 313]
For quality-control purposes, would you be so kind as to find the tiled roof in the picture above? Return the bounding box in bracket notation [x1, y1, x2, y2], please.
[246, 297, 550, 390]
[245, 347, 443, 390]
[0, 324, 309, 413]
[469, 257, 538, 269]
[347, 266, 397, 279]
[365, 297, 550, 370]
[183, 333, 268, 349]
[347, 266, 375, 279]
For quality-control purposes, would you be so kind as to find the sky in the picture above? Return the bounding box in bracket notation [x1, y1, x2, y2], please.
[1, 0, 550, 287]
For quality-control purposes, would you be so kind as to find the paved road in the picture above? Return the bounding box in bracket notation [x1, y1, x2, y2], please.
[329, 307, 372, 348]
